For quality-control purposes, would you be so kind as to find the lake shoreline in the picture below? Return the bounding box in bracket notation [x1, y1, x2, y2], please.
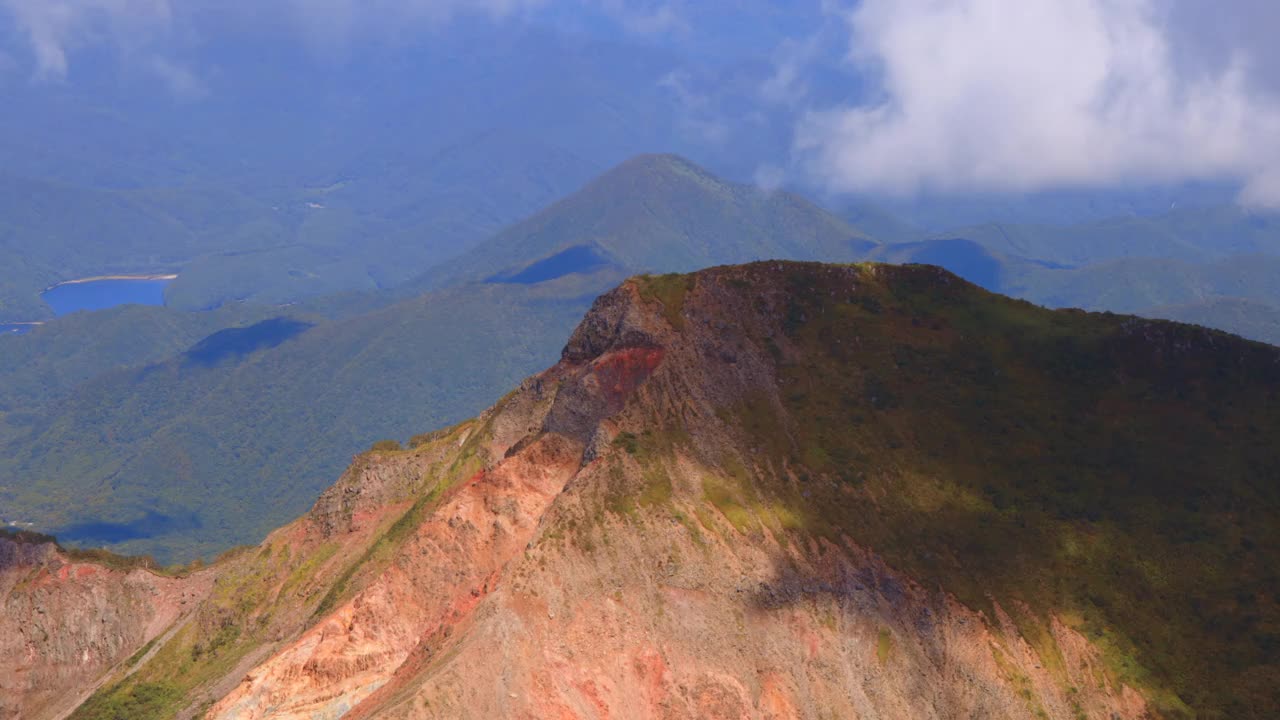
[0, 321, 45, 335]
[44, 274, 179, 291]
[40, 275, 177, 318]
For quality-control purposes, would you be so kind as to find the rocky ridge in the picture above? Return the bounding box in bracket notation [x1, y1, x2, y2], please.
[7, 262, 1279, 719]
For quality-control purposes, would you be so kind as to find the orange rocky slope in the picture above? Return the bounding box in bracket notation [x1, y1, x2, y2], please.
[208, 263, 1154, 719]
[0, 536, 213, 719]
[16, 262, 1280, 719]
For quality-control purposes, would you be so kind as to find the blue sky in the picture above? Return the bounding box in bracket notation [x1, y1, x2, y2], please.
[3, 0, 1278, 205]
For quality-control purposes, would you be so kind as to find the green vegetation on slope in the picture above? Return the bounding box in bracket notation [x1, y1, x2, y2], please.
[0, 277, 602, 562]
[69, 422, 490, 720]
[59, 261, 1280, 720]
[0, 154, 884, 564]
[865, 235, 1280, 343]
[0, 303, 275, 412]
[7, 148, 1280, 575]
[410, 153, 876, 291]
[70, 681, 182, 720]
[688, 263, 1279, 719]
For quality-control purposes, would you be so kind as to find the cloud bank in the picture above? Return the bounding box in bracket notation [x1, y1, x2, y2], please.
[798, 0, 1280, 206]
[6, 0, 1279, 205]
[0, 0, 689, 81]
[275, 0, 548, 51]
[2, 0, 171, 79]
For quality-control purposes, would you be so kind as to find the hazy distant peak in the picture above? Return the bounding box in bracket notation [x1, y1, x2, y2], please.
[583, 152, 734, 193]
[411, 154, 874, 291]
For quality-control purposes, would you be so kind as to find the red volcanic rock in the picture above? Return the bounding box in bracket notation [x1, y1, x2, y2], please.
[0, 536, 213, 720]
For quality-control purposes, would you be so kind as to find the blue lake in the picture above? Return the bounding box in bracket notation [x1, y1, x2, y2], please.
[42, 278, 173, 316]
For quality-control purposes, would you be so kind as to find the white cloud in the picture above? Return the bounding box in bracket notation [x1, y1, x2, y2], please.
[596, 0, 684, 36]
[1, 0, 171, 79]
[146, 54, 205, 98]
[277, 0, 548, 50]
[658, 69, 730, 145]
[0, 0, 552, 80]
[0, 0, 691, 79]
[798, 0, 1280, 206]
[761, 36, 820, 106]
[753, 163, 786, 191]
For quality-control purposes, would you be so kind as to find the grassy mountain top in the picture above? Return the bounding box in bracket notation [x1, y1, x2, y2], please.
[877, 234, 1280, 346]
[621, 262, 1280, 718]
[52, 261, 1280, 720]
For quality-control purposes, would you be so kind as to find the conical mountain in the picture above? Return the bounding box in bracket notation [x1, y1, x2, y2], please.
[414, 154, 875, 289]
[5, 262, 1278, 720]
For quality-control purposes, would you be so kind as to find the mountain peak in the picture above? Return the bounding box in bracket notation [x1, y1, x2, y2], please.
[608, 151, 702, 171]
[417, 157, 873, 291]
[595, 152, 723, 185]
[16, 262, 1280, 720]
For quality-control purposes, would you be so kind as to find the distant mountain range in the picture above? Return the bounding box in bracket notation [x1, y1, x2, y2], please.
[2, 154, 879, 561]
[3, 14, 1275, 325]
[1141, 296, 1280, 347]
[3, 154, 1280, 563]
[864, 238, 1280, 346]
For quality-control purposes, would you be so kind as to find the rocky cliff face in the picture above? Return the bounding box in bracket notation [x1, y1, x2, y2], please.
[0, 534, 213, 720]
[12, 262, 1280, 720]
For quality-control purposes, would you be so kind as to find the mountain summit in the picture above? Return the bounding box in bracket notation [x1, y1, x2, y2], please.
[5, 262, 1278, 719]
[415, 154, 875, 289]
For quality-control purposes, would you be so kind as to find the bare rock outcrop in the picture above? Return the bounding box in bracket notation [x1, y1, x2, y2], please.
[0, 534, 214, 720]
